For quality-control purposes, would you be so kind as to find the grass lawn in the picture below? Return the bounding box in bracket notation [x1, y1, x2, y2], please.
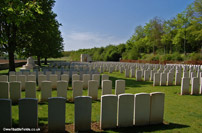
[5, 71, 202, 132]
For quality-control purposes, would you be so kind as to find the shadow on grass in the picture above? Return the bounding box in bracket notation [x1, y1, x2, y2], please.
[108, 123, 189, 133]
[109, 75, 152, 89]
[12, 119, 19, 128]
[38, 117, 48, 125]
[38, 102, 48, 105]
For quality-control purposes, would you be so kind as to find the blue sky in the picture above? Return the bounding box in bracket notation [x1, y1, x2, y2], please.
[53, 0, 194, 51]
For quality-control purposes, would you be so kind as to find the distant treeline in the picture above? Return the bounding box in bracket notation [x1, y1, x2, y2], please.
[64, 0, 202, 61]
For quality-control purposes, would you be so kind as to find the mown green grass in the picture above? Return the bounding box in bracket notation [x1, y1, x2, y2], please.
[6, 71, 202, 132]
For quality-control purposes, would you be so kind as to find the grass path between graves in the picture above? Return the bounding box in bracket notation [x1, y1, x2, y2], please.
[8, 71, 202, 132]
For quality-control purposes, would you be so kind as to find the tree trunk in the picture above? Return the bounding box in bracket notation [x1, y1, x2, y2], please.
[37, 56, 41, 66]
[8, 24, 17, 72]
[8, 47, 15, 72]
[44, 57, 48, 65]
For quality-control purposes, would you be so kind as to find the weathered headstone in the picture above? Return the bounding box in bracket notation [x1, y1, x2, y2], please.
[19, 98, 38, 128]
[100, 95, 118, 129]
[134, 93, 150, 126]
[117, 94, 134, 127]
[48, 97, 66, 132]
[74, 96, 92, 132]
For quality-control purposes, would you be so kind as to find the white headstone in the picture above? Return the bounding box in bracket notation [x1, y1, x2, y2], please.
[27, 75, 36, 82]
[100, 95, 118, 129]
[38, 74, 47, 90]
[0, 75, 8, 81]
[175, 72, 181, 85]
[125, 69, 129, 78]
[153, 73, 160, 86]
[191, 77, 199, 95]
[61, 74, 69, 83]
[57, 81, 68, 99]
[10, 81, 21, 104]
[88, 80, 98, 100]
[49, 74, 58, 89]
[41, 81, 52, 102]
[0, 81, 9, 99]
[167, 73, 174, 86]
[144, 70, 150, 81]
[115, 80, 125, 95]
[72, 80, 83, 100]
[17, 75, 26, 91]
[83, 74, 90, 89]
[25, 81, 36, 98]
[102, 80, 112, 95]
[117, 94, 134, 127]
[181, 77, 190, 95]
[134, 93, 150, 126]
[150, 92, 165, 124]
[92, 74, 100, 88]
[160, 73, 167, 86]
[136, 70, 142, 81]
[9, 75, 16, 82]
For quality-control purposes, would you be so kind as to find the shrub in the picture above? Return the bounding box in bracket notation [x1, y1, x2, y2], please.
[189, 53, 202, 61]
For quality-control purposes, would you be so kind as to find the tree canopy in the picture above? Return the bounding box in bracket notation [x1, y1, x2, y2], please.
[0, 0, 63, 71]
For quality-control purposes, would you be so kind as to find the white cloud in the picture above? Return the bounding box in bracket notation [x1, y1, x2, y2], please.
[62, 31, 127, 51]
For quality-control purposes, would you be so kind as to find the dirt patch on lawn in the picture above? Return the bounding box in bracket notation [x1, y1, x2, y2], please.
[0, 59, 26, 64]
[39, 122, 103, 133]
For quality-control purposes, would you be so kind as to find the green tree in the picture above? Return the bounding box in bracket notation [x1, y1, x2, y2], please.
[0, 0, 42, 71]
[19, 0, 63, 66]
